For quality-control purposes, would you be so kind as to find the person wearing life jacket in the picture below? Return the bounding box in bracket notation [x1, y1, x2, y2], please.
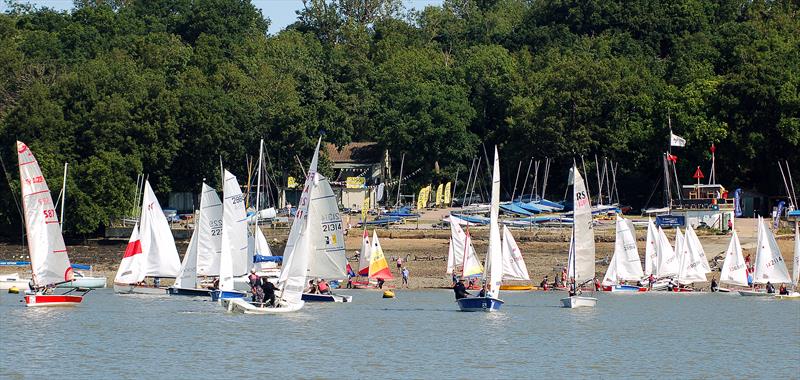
[766, 282, 775, 294]
[778, 284, 789, 295]
[453, 279, 470, 300]
[539, 275, 549, 291]
[318, 279, 331, 295]
[260, 278, 277, 306]
[710, 278, 719, 292]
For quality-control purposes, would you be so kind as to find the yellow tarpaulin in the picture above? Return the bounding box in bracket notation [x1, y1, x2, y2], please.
[346, 176, 366, 189]
[287, 176, 297, 189]
[435, 183, 443, 207]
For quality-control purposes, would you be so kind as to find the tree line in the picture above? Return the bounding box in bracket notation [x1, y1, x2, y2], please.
[0, 0, 797, 237]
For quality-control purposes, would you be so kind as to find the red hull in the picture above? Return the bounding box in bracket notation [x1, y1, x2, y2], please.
[25, 294, 83, 307]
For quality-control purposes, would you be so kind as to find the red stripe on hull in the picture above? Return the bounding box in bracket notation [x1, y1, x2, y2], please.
[25, 294, 83, 307]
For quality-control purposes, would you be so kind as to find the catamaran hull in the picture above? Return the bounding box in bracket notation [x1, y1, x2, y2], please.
[602, 285, 647, 292]
[561, 296, 597, 308]
[113, 283, 168, 295]
[222, 297, 303, 314]
[56, 277, 107, 289]
[738, 290, 772, 297]
[24, 294, 83, 307]
[168, 287, 211, 297]
[301, 293, 353, 302]
[210, 289, 247, 302]
[456, 297, 504, 312]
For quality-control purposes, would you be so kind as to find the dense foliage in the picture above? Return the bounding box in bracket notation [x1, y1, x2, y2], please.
[0, 0, 798, 236]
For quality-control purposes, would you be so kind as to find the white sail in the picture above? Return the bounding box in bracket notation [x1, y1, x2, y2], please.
[277, 138, 322, 305]
[684, 224, 711, 273]
[218, 217, 235, 291]
[720, 230, 748, 287]
[174, 229, 198, 289]
[793, 223, 799, 287]
[306, 168, 347, 280]
[17, 141, 73, 287]
[753, 217, 791, 284]
[114, 223, 144, 284]
[447, 221, 468, 274]
[656, 226, 679, 277]
[197, 183, 223, 276]
[603, 215, 644, 285]
[140, 180, 181, 277]
[461, 229, 483, 278]
[221, 170, 249, 277]
[678, 225, 706, 284]
[570, 165, 595, 285]
[252, 226, 277, 271]
[482, 146, 503, 299]
[644, 218, 658, 276]
[358, 229, 371, 276]
[501, 226, 530, 280]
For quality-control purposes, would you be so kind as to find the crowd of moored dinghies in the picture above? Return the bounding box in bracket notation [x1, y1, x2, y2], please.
[7, 140, 800, 310]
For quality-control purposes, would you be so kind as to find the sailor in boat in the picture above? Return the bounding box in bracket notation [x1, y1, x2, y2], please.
[305, 280, 318, 294]
[377, 278, 385, 289]
[779, 284, 789, 295]
[317, 279, 331, 295]
[249, 269, 264, 302]
[710, 278, 719, 292]
[766, 282, 775, 294]
[453, 279, 470, 300]
[261, 278, 277, 306]
[539, 275, 549, 291]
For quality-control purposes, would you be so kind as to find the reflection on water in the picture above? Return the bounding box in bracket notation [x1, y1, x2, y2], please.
[1, 290, 798, 378]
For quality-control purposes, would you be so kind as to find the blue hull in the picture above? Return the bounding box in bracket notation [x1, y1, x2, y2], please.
[210, 290, 247, 301]
[168, 287, 211, 297]
[456, 297, 504, 312]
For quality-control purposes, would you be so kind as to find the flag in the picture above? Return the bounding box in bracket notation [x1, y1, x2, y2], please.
[667, 153, 678, 163]
[670, 133, 686, 147]
[435, 184, 443, 207]
[376, 183, 385, 202]
[692, 166, 704, 179]
[362, 197, 370, 222]
[710, 143, 716, 154]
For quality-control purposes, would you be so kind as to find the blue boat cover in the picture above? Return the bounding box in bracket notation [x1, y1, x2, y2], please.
[500, 203, 534, 216]
[253, 255, 283, 263]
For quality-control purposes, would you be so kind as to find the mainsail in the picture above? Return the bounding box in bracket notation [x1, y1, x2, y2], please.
[115, 223, 143, 284]
[369, 231, 393, 280]
[306, 165, 347, 280]
[139, 180, 181, 278]
[197, 183, 223, 276]
[719, 230, 748, 287]
[17, 141, 73, 287]
[358, 229, 371, 276]
[461, 229, 483, 278]
[753, 217, 791, 284]
[501, 226, 530, 281]
[570, 165, 595, 285]
[602, 215, 644, 285]
[221, 171, 249, 277]
[644, 218, 658, 276]
[678, 225, 706, 285]
[447, 221, 470, 275]
[656, 226, 679, 277]
[482, 146, 503, 299]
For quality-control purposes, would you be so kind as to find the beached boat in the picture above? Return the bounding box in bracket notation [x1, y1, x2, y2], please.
[16, 141, 89, 306]
[718, 230, 749, 293]
[775, 223, 800, 300]
[500, 284, 534, 291]
[222, 138, 324, 314]
[499, 225, 532, 290]
[601, 215, 646, 293]
[561, 165, 597, 309]
[169, 183, 222, 297]
[210, 171, 249, 301]
[737, 217, 791, 297]
[676, 224, 709, 287]
[114, 180, 181, 295]
[458, 147, 504, 312]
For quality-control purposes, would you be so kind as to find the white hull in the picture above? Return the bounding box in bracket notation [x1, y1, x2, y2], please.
[57, 277, 107, 289]
[222, 297, 303, 314]
[0, 279, 30, 291]
[561, 296, 597, 308]
[774, 292, 800, 300]
[737, 290, 772, 297]
[113, 283, 168, 295]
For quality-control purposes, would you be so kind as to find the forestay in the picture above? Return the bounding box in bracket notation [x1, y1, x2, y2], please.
[720, 230, 748, 287]
[17, 141, 73, 287]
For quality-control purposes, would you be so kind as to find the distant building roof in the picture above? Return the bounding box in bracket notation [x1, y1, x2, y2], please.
[324, 142, 381, 164]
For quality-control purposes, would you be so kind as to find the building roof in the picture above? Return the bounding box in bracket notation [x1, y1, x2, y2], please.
[324, 142, 381, 164]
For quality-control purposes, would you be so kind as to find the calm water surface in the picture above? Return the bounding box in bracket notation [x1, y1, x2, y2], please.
[1, 290, 798, 379]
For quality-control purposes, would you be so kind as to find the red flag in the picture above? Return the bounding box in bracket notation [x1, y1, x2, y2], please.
[710, 144, 716, 154]
[692, 166, 705, 179]
[667, 153, 678, 163]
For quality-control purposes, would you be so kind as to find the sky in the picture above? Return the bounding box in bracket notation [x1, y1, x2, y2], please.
[0, 0, 445, 34]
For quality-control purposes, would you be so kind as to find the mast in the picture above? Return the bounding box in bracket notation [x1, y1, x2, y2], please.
[60, 162, 68, 229]
[394, 153, 405, 207]
[462, 158, 475, 208]
[519, 158, 533, 202]
[255, 139, 264, 244]
[511, 160, 522, 201]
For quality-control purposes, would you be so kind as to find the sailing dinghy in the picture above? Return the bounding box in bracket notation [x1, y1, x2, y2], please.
[17, 141, 89, 306]
[561, 165, 597, 308]
[457, 147, 504, 312]
[114, 180, 181, 294]
[718, 229, 748, 292]
[775, 222, 800, 300]
[601, 215, 647, 292]
[170, 183, 222, 297]
[498, 226, 533, 290]
[739, 217, 791, 296]
[222, 138, 323, 313]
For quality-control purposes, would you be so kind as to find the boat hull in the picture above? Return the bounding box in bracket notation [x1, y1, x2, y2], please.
[301, 293, 352, 302]
[500, 284, 534, 291]
[602, 285, 648, 292]
[774, 292, 800, 300]
[456, 297, 504, 312]
[561, 296, 597, 308]
[168, 287, 211, 297]
[0, 279, 30, 291]
[24, 294, 83, 307]
[113, 283, 168, 295]
[737, 290, 772, 297]
[222, 297, 303, 314]
[210, 289, 247, 302]
[56, 277, 107, 289]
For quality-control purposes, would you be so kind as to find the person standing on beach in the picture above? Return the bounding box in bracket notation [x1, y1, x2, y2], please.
[401, 267, 409, 288]
[396, 256, 404, 270]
